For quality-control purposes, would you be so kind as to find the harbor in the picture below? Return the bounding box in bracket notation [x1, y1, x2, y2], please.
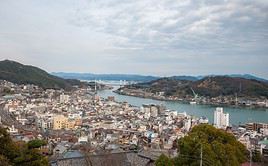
[98, 85, 268, 125]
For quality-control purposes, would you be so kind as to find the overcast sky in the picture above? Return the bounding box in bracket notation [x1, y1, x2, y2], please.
[0, 0, 267, 78]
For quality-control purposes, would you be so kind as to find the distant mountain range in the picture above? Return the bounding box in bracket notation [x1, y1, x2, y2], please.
[52, 72, 159, 82]
[0, 60, 84, 90]
[52, 72, 268, 83]
[1, 60, 267, 98]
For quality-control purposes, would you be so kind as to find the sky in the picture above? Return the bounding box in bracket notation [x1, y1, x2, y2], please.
[0, 0, 267, 78]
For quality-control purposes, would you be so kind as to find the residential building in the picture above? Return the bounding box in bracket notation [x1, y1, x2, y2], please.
[214, 107, 229, 129]
[60, 94, 69, 103]
[53, 115, 68, 130]
[246, 123, 268, 132]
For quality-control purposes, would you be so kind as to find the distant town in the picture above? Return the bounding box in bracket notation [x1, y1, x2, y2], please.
[0, 79, 267, 165]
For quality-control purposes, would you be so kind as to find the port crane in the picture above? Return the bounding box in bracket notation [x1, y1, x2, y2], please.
[190, 88, 198, 104]
[191, 87, 198, 99]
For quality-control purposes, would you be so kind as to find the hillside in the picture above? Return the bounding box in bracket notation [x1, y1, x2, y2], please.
[124, 76, 268, 98]
[132, 77, 192, 96]
[192, 76, 268, 97]
[0, 60, 82, 90]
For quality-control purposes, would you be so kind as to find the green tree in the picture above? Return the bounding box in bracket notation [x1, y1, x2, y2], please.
[155, 154, 173, 166]
[28, 139, 47, 149]
[0, 127, 48, 166]
[0, 127, 18, 160]
[0, 154, 11, 166]
[173, 124, 247, 166]
[252, 150, 262, 162]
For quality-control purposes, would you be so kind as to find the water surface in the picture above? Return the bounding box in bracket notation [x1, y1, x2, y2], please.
[97, 86, 268, 125]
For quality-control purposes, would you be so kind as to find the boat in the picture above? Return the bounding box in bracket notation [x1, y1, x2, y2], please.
[190, 101, 197, 105]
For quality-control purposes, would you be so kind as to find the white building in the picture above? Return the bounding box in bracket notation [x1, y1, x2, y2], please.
[68, 112, 82, 119]
[142, 104, 159, 118]
[184, 118, 192, 132]
[199, 116, 209, 124]
[214, 107, 229, 129]
[36, 118, 53, 130]
[60, 94, 69, 103]
[78, 136, 89, 143]
[151, 105, 159, 117]
[8, 125, 18, 134]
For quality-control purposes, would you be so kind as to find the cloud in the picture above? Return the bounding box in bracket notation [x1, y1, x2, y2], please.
[70, 0, 268, 51]
[0, 0, 267, 78]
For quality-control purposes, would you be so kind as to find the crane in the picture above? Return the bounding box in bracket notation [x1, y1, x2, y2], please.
[190, 87, 198, 105]
[190, 87, 198, 99]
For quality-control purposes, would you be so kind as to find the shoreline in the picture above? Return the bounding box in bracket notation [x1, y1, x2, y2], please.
[113, 90, 268, 110]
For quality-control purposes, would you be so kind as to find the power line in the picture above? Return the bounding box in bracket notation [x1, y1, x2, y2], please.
[177, 154, 214, 166]
[200, 144, 203, 166]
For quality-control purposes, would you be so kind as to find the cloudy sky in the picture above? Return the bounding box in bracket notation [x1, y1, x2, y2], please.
[0, 0, 267, 78]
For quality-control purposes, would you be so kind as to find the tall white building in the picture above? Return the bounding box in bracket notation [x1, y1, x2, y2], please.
[184, 118, 192, 132]
[150, 105, 159, 117]
[214, 107, 229, 129]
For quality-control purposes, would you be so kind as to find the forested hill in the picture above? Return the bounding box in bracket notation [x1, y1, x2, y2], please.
[0, 60, 82, 90]
[129, 76, 268, 98]
[191, 76, 268, 97]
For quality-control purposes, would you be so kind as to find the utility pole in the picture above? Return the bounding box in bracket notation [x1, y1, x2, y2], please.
[250, 149, 252, 166]
[200, 144, 203, 166]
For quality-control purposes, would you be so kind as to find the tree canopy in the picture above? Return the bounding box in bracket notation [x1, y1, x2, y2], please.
[0, 127, 48, 166]
[176, 124, 248, 166]
[28, 140, 47, 149]
[156, 124, 248, 166]
[155, 154, 173, 166]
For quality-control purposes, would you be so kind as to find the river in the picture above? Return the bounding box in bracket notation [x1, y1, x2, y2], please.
[96, 84, 268, 125]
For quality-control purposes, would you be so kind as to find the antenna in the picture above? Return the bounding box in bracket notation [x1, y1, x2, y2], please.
[200, 144, 203, 166]
[250, 148, 252, 166]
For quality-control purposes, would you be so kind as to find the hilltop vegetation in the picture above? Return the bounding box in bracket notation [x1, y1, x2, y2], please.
[0, 60, 83, 90]
[132, 78, 192, 97]
[192, 76, 268, 98]
[127, 76, 268, 98]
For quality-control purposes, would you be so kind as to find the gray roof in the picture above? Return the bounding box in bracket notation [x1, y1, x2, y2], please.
[63, 151, 84, 158]
[51, 151, 154, 166]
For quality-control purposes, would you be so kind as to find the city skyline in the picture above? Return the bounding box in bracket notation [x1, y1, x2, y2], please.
[0, 0, 268, 78]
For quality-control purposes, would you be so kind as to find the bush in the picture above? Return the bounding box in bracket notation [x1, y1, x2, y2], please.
[155, 154, 173, 166]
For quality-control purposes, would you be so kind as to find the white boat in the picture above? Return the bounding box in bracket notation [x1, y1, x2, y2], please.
[190, 101, 197, 105]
